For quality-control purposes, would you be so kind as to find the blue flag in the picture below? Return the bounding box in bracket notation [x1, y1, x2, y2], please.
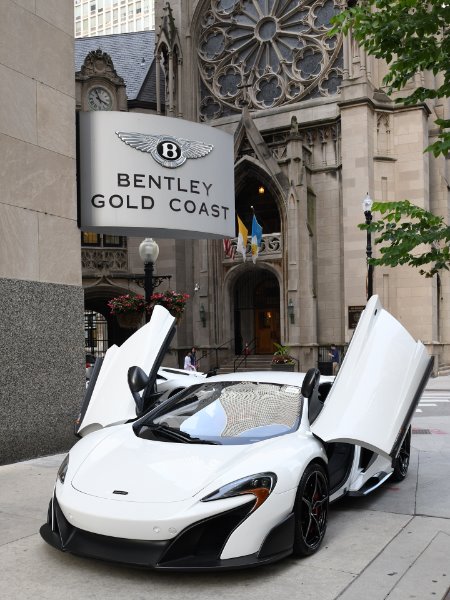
[251, 215, 263, 263]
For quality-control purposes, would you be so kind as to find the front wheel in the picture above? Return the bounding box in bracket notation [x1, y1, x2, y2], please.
[391, 426, 411, 482]
[293, 462, 329, 557]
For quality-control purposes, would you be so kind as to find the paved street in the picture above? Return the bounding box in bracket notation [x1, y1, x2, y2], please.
[1, 378, 450, 600]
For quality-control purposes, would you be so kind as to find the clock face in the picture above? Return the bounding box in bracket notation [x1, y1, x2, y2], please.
[88, 86, 113, 111]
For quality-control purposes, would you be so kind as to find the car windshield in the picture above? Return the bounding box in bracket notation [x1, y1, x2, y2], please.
[136, 381, 303, 445]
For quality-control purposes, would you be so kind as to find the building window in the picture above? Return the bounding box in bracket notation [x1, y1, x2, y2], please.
[81, 232, 126, 248]
[103, 235, 125, 248]
[81, 232, 101, 246]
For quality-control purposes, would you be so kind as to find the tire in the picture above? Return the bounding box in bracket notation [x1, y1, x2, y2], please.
[293, 462, 329, 557]
[391, 426, 411, 482]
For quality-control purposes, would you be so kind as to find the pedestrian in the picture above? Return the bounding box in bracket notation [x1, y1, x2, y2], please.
[189, 347, 198, 370]
[184, 352, 195, 371]
[329, 344, 340, 375]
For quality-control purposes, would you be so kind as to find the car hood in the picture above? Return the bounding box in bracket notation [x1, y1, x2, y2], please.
[71, 427, 252, 502]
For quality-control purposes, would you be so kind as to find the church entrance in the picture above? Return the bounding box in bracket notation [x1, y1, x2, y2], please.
[234, 270, 280, 355]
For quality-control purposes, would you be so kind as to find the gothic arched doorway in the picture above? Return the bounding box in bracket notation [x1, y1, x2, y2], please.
[234, 269, 280, 354]
[84, 288, 135, 356]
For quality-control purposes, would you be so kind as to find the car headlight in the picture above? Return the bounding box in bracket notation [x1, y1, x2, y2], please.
[201, 472, 277, 512]
[57, 454, 69, 484]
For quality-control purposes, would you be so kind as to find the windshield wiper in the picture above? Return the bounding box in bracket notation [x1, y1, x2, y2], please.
[143, 423, 218, 444]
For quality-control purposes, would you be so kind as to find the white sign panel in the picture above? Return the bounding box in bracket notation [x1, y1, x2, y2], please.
[78, 112, 235, 238]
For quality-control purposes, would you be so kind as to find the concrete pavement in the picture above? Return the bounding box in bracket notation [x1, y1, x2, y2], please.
[1, 381, 450, 599]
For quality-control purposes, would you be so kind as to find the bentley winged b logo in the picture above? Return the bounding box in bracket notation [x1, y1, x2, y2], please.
[115, 131, 214, 169]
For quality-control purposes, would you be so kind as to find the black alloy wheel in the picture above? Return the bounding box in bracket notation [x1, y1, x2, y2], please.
[391, 426, 411, 482]
[293, 462, 329, 557]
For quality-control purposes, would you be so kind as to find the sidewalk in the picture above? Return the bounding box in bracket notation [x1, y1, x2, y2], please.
[427, 373, 450, 390]
[0, 385, 449, 599]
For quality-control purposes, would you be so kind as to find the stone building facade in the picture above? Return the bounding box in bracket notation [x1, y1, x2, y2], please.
[76, 0, 450, 376]
[150, 0, 450, 371]
[0, 2, 84, 464]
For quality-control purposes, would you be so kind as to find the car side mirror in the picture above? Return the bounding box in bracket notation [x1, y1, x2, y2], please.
[128, 366, 150, 416]
[301, 368, 320, 399]
[128, 366, 149, 393]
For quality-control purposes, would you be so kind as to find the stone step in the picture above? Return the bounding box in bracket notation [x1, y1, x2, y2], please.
[217, 354, 273, 374]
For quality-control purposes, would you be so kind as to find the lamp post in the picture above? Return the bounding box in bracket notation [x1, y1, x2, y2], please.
[362, 193, 374, 300]
[139, 238, 159, 322]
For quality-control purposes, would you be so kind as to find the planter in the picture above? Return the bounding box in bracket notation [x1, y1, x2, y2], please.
[271, 362, 295, 372]
[116, 312, 144, 329]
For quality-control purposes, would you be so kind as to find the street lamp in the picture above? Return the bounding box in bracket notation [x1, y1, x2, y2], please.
[362, 193, 374, 300]
[139, 238, 159, 322]
[287, 299, 295, 324]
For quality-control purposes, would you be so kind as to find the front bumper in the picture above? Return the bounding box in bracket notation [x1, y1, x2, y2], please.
[40, 496, 295, 571]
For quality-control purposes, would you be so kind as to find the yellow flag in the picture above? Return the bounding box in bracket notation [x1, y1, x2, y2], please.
[236, 215, 248, 261]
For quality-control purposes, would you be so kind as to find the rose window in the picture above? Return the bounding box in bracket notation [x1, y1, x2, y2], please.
[199, 0, 344, 120]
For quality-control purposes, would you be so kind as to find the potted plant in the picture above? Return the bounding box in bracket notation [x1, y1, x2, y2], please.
[107, 293, 146, 329]
[271, 342, 296, 371]
[147, 290, 190, 322]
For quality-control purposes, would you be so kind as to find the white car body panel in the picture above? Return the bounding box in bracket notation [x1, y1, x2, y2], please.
[311, 295, 430, 458]
[78, 306, 175, 436]
[220, 487, 297, 559]
[55, 421, 326, 547]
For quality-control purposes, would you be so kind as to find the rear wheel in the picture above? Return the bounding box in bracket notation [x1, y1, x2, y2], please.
[391, 426, 411, 482]
[293, 462, 329, 557]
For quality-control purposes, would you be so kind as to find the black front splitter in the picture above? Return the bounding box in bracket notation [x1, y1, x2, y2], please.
[40, 497, 295, 571]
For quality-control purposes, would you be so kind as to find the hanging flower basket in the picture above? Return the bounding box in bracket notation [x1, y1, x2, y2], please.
[147, 290, 190, 322]
[116, 312, 144, 329]
[107, 293, 146, 329]
[108, 291, 190, 328]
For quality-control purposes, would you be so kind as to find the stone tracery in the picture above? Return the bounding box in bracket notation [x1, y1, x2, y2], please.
[198, 0, 344, 120]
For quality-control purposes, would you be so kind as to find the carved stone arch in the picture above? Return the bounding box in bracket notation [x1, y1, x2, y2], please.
[223, 261, 282, 293]
[84, 284, 135, 348]
[234, 157, 285, 235]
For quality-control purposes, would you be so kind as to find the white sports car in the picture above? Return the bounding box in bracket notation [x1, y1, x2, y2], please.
[41, 297, 433, 570]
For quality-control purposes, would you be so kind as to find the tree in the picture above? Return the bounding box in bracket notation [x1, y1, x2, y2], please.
[331, 1, 450, 276]
[331, 0, 450, 157]
[361, 200, 450, 277]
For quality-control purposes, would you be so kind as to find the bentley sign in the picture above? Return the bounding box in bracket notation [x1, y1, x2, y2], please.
[78, 112, 235, 238]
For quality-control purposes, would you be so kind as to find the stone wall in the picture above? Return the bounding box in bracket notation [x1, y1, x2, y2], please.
[0, 279, 85, 465]
[0, 2, 83, 463]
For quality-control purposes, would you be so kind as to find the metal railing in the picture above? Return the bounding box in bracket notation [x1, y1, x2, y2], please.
[192, 338, 235, 375]
[233, 338, 257, 372]
[317, 345, 347, 375]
